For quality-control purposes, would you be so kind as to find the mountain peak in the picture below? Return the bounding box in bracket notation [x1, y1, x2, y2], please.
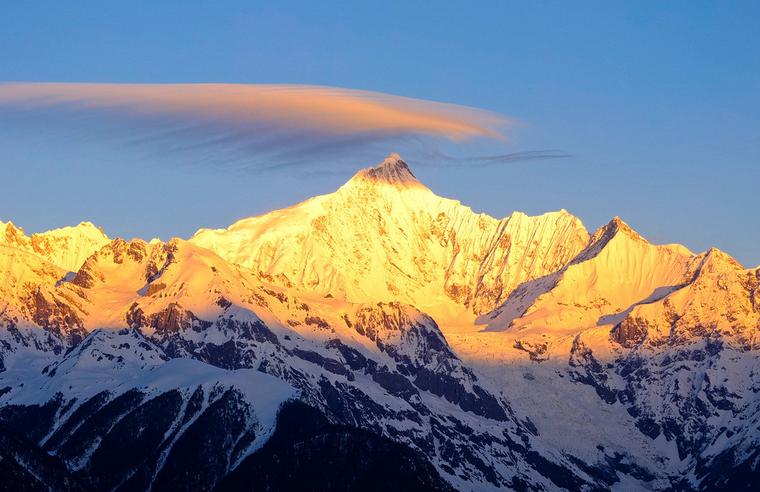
[599, 216, 646, 243]
[352, 153, 422, 187]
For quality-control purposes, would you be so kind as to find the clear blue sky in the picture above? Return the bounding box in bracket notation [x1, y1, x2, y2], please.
[1, 1, 758, 266]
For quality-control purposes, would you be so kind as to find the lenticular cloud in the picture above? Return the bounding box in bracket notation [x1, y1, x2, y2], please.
[0, 83, 508, 170]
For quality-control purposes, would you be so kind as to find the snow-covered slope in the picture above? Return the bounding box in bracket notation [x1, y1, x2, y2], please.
[0, 220, 110, 272]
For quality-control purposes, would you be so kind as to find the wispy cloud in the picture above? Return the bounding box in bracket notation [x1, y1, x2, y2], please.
[422, 149, 572, 167]
[0, 83, 514, 171]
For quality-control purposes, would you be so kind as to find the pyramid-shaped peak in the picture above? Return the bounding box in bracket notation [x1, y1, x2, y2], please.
[352, 153, 422, 187]
[597, 216, 646, 243]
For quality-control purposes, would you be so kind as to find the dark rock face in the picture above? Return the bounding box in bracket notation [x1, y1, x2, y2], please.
[127, 302, 212, 336]
[347, 302, 509, 421]
[513, 339, 549, 361]
[25, 287, 87, 343]
[352, 302, 455, 364]
[611, 315, 652, 347]
[293, 347, 354, 379]
[212, 401, 456, 492]
[70, 266, 104, 289]
[372, 368, 419, 400]
[157, 316, 281, 370]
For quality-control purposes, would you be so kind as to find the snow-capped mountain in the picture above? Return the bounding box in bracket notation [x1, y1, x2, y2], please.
[190, 154, 589, 317]
[1, 154, 759, 491]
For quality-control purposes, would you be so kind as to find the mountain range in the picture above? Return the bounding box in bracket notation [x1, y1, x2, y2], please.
[1, 153, 758, 491]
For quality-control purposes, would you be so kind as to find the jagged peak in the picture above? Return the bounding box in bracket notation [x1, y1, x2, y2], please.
[1, 220, 25, 240]
[1, 219, 108, 242]
[350, 153, 424, 188]
[601, 216, 646, 242]
[1, 220, 27, 240]
[0, 219, 19, 231]
[507, 208, 583, 224]
[593, 216, 649, 246]
[40, 221, 109, 239]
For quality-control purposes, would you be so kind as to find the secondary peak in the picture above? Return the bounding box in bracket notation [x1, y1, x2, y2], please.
[597, 216, 644, 242]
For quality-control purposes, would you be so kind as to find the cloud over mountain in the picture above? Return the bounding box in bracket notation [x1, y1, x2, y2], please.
[0, 83, 509, 171]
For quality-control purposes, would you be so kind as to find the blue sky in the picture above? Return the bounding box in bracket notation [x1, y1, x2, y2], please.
[1, 1, 758, 266]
